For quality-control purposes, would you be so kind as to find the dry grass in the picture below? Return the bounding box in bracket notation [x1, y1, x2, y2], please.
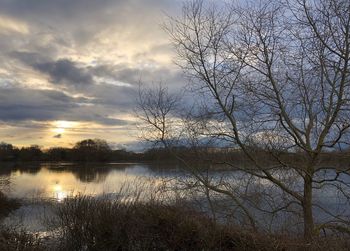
[0, 226, 44, 251]
[0, 191, 20, 219]
[0, 191, 43, 251]
[0, 192, 348, 250]
[49, 195, 302, 251]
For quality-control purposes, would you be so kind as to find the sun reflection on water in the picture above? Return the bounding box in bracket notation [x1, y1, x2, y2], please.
[7, 164, 165, 201]
[52, 183, 67, 202]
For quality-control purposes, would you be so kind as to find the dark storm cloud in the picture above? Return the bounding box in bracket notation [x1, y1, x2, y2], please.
[12, 50, 183, 91]
[0, 87, 129, 126]
[9, 51, 155, 114]
[0, 87, 82, 121]
[2, 54, 184, 125]
[10, 51, 46, 65]
[34, 59, 93, 86]
[11, 51, 93, 86]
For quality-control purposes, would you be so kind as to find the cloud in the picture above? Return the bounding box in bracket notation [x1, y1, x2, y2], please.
[11, 52, 93, 87]
[91, 63, 184, 90]
[34, 59, 94, 86]
[0, 86, 130, 126]
[53, 134, 62, 138]
[11, 51, 184, 91]
[0, 14, 29, 34]
[0, 0, 186, 148]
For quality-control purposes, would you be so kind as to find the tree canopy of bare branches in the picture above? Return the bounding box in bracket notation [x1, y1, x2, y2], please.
[137, 0, 350, 241]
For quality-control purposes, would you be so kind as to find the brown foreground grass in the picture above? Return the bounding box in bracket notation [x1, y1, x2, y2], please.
[0, 191, 43, 251]
[50, 195, 349, 251]
[0, 227, 44, 251]
[0, 193, 349, 250]
[0, 191, 20, 218]
[52, 195, 280, 250]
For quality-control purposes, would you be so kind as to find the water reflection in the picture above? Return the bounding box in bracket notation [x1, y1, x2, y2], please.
[0, 162, 174, 201]
[1, 162, 349, 234]
[1, 162, 349, 213]
[52, 183, 67, 202]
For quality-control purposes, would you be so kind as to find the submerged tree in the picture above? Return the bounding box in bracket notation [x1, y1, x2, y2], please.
[138, 0, 350, 240]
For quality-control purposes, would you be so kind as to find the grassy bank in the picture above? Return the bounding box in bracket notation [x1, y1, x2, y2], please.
[51, 196, 281, 250]
[0, 193, 349, 250]
[51, 196, 350, 250]
[0, 192, 20, 218]
[0, 191, 43, 251]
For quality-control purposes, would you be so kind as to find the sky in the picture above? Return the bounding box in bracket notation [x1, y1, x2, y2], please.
[0, 0, 185, 150]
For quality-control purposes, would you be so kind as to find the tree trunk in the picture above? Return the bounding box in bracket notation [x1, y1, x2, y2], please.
[303, 174, 314, 241]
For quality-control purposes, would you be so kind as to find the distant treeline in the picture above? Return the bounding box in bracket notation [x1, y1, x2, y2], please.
[0, 139, 144, 162]
[0, 139, 193, 162]
[0, 139, 349, 165]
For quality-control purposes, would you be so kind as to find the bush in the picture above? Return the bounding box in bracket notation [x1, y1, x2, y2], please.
[52, 195, 284, 251]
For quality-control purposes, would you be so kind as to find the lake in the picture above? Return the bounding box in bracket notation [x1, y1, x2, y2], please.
[0, 162, 184, 232]
[0, 162, 182, 201]
[0, 162, 349, 233]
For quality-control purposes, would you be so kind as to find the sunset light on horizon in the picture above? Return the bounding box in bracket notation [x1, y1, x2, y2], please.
[0, 0, 184, 150]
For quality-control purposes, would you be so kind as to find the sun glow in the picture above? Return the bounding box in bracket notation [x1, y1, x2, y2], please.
[52, 120, 77, 134]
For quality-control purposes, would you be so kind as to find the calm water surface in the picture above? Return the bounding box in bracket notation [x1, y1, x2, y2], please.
[0, 162, 179, 201]
[0, 162, 349, 233]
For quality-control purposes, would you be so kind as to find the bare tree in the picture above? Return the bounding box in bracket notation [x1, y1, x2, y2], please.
[137, 0, 350, 241]
[136, 83, 183, 148]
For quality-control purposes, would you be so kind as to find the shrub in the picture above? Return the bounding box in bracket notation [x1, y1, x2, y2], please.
[53, 195, 284, 251]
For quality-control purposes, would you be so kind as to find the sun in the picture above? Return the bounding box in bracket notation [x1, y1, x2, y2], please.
[52, 120, 76, 134]
[53, 127, 65, 134]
